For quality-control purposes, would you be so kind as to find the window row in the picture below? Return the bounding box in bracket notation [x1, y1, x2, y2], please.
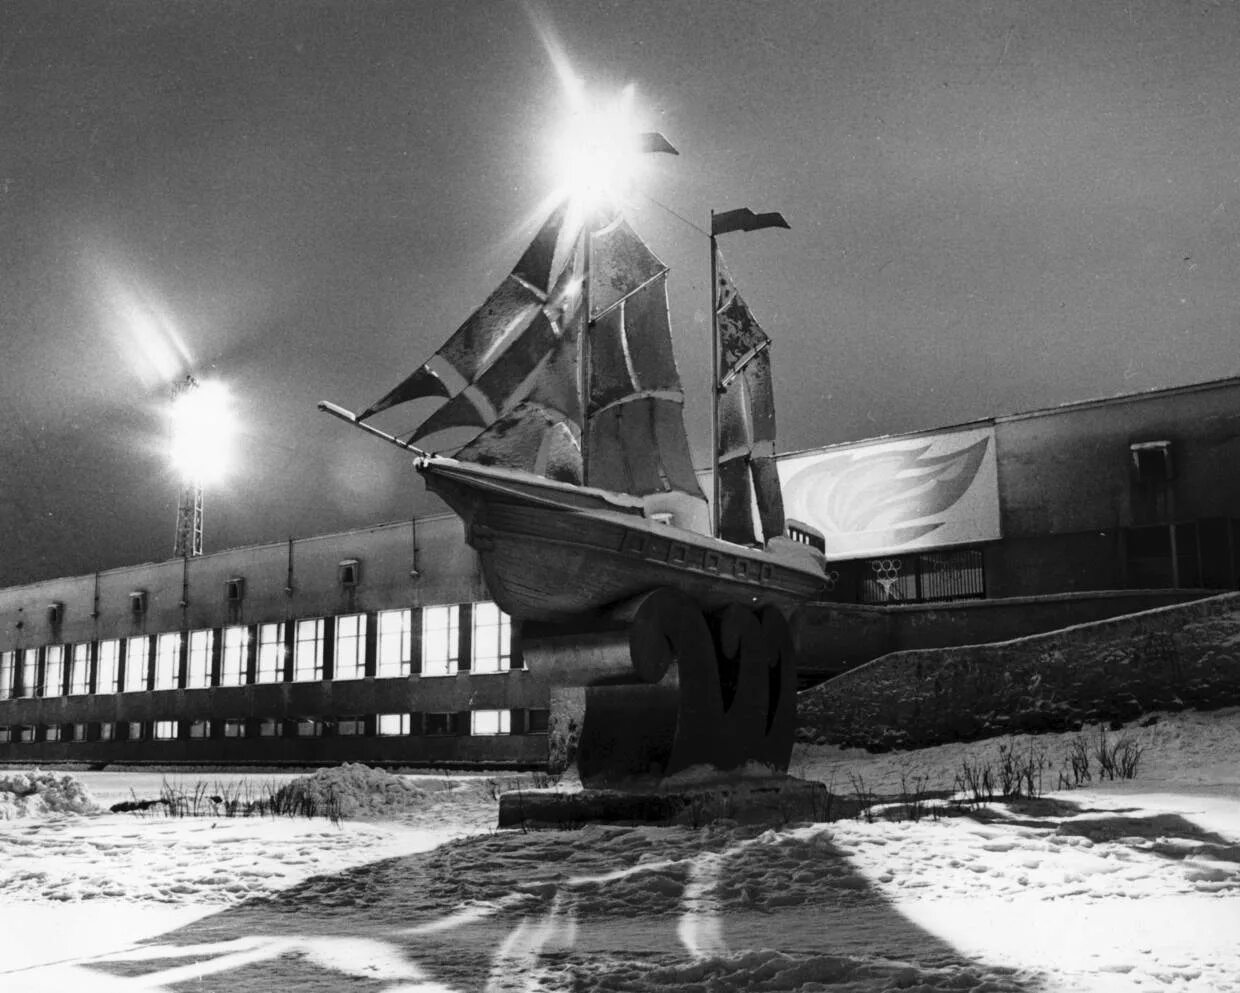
[0, 602, 514, 700]
[0, 709, 550, 744]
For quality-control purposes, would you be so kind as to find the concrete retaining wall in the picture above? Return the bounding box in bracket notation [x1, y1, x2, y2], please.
[791, 589, 1213, 683]
[798, 592, 1240, 751]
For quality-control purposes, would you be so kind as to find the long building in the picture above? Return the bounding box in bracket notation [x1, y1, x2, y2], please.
[3, 376, 1239, 767]
[0, 515, 552, 766]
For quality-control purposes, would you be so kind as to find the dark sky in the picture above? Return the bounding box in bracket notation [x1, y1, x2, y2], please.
[4, 0, 1239, 587]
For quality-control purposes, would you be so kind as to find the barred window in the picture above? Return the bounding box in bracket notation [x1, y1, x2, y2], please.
[43, 645, 65, 697]
[97, 640, 121, 694]
[421, 605, 460, 677]
[186, 630, 213, 689]
[334, 613, 367, 680]
[376, 608, 413, 677]
[255, 623, 284, 683]
[69, 644, 91, 695]
[124, 637, 150, 692]
[220, 626, 248, 686]
[293, 618, 325, 681]
[154, 632, 181, 690]
[471, 602, 512, 674]
[858, 549, 985, 605]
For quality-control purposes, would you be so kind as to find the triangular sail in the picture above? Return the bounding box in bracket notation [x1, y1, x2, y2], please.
[584, 220, 707, 516]
[714, 249, 786, 545]
[357, 200, 571, 421]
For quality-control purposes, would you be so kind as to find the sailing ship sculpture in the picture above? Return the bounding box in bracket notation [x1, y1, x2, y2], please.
[321, 141, 827, 786]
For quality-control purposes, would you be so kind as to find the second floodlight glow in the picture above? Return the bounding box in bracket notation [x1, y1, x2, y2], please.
[169, 380, 236, 486]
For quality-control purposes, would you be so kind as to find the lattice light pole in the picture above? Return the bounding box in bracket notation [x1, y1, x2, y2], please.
[171, 374, 204, 558]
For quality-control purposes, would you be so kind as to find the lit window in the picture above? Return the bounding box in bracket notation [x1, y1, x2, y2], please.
[69, 644, 91, 695]
[0, 727, 9, 743]
[334, 613, 366, 680]
[220, 626, 248, 686]
[256, 623, 284, 683]
[44, 724, 62, 742]
[70, 723, 87, 742]
[257, 718, 283, 737]
[186, 630, 212, 689]
[19, 649, 37, 698]
[97, 641, 120, 693]
[98, 722, 115, 741]
[154, 633, 181, 690]
[376, 608, 413, 677]
[471, 602, 512, 674]
[124, 637, 149, 692]
[470, 709, 512, 736]
[377, 713, 410, 736]
[294, 618, 325, 681]
[421, 605, 460, 677]
[222, 719, 244, 738]
[0, 652, 14, 700]
[154, 720, 178, 740]
[43, 646, 65, 697]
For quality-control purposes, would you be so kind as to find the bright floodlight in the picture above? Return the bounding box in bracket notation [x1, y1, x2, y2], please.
[169, 379, 236, 486]
[552, 83, 647, 207]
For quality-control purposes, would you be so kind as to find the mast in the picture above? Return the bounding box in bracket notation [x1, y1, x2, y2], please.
[579, 213, 594, 486]
[709, 212, 721, 539]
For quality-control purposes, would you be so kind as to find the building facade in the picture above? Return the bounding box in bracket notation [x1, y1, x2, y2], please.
[0, 515, 552, 767]
[782, 376, 1240, 605]
[2, 376, 1239, 766]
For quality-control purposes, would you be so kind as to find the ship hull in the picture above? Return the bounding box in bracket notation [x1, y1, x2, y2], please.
[418, 456, 826, 622]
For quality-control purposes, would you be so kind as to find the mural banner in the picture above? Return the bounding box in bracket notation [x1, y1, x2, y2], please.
[778, 425, 1001, 561]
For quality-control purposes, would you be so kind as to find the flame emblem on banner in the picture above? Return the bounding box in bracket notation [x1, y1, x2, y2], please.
[783, 435, 992, 555]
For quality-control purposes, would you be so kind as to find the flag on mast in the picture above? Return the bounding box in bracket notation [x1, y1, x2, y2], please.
[711, 208, 790, 237]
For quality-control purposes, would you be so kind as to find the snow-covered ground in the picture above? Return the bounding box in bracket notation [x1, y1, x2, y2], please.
[1, 709, 1237, 992]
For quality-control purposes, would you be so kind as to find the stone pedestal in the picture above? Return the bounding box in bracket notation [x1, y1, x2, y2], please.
[496, 775, 833, 830]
